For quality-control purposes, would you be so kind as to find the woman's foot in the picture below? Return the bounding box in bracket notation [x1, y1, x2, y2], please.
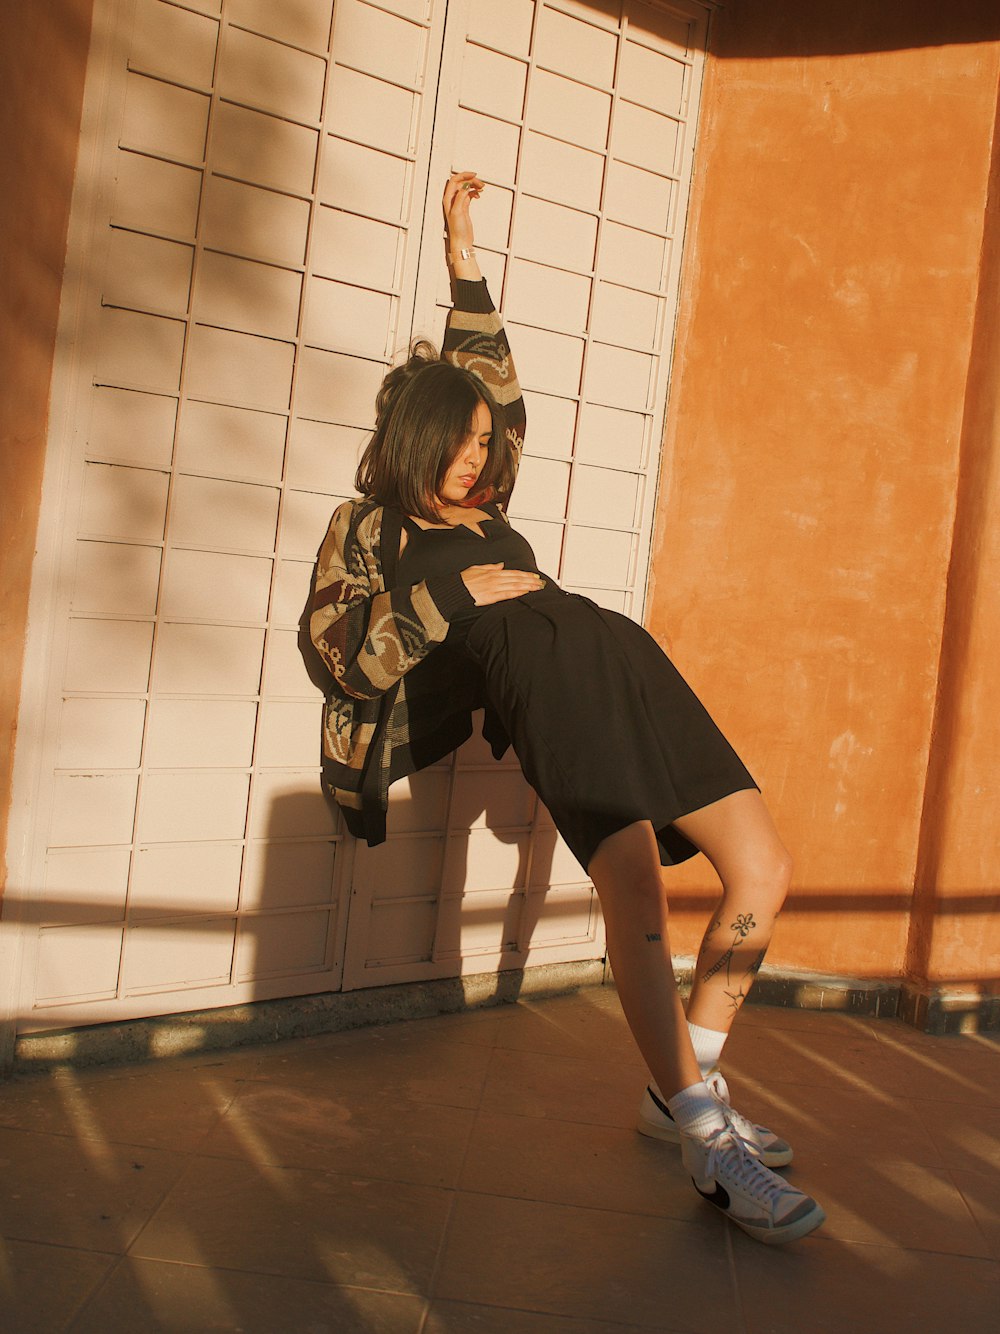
[636, 1072, 793, 1168]
[682, 1125, 824, 1244]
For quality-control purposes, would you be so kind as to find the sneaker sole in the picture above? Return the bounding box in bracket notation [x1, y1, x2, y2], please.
[638, 1111, 793, 1170]
[636, 1111, 682, 1145]
[729, 1201, 826, 1246]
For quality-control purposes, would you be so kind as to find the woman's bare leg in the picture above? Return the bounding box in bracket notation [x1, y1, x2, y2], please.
[587, 792, 792, 1098]
[588, 820, 700, 1101]
[672, 788, 793, 1034]
[590, 806, 824, 1243]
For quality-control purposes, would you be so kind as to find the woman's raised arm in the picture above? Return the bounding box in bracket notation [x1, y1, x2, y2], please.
[440, 171, 526, 503]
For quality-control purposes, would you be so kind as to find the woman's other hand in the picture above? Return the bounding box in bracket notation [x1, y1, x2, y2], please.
[461, 563, 543, 606]
[443, 171, 483, 279]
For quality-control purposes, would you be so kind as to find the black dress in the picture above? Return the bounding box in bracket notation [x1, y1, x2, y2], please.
[396, 504, 757, 871]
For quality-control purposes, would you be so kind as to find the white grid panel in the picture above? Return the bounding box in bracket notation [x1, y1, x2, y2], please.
[9, 0, 710, 1028]
[15, 0, 450, 1029]
[342, 0, 709, 990]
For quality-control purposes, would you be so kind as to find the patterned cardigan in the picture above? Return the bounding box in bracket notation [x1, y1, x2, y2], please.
[308, 279, 527, 845]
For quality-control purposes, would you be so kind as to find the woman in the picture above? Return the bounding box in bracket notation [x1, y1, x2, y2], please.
[310, 172, 825, 1245]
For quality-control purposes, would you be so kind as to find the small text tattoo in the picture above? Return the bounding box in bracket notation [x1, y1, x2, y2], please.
[645, 932, 662, 942]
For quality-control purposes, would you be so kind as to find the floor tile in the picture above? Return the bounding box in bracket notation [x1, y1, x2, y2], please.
[434, 1192, 739, 1330]
[198, 1081, 475, 1188]
[0, 1063, 242, 1152]
[868, 1036, 1000, 1107]
[729, 1076, 945, 1169]
[799, 1152, 991, 1256]
[950, 1167, 1000, 1260]
[0, 1125, 189, 1253]
[908, 1096, 1000, 1172]
[424, 1299, 666, 1332]
[130, 1155, 452, 1293]
[384, 1007, 506, 1049]
[459, 1110, 702, 1222]
[4, 993, 998, 1334]
[242, 1024, 494, 1110]
[479, 1046, 643, 1128]
[736, 1003, 881, 1040]
[722, 1021, 914, 1098]
[488, 993, 643, 1065]
[0, 1237, 116, 1333]
[734, 1235, 1000, 1334]
[68, 1257, 425, 1333]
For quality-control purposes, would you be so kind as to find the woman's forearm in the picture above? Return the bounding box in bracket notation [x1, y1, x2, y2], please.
[443, 170, 484, 283]
[448, 249, 482, 282]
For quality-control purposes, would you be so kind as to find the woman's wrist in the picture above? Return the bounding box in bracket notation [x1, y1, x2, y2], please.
[445, 236, 481, 281]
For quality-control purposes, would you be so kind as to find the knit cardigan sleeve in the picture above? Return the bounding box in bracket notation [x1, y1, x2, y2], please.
[442, 278, 526, 501]
[310, 281, 520, 703]
[309, 501, 473, 702]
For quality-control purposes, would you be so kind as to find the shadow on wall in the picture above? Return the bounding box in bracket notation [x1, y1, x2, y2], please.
[709, 0, 1000, 57]
[0, 0, 96, 889]
[6, 856, 998, 1070]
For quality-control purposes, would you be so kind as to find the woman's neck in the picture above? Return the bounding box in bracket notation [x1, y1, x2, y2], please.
[412, 502, 490, 530]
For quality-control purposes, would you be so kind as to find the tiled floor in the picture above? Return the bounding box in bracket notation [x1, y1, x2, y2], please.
[1, 989, 998, 1332]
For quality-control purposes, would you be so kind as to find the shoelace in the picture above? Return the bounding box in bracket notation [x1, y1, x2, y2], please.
[705, 1071, 765, 1146]
[704, 1127, 791, 1209]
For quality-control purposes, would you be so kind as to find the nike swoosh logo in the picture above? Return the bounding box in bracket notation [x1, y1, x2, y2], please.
[695, 1182, 731, 1209]
[647, 1086, 674, 1120]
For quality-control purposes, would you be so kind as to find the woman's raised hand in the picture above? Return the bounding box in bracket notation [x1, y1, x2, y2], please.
[443, 170, 483, 254]
[461, 563, 544, 607]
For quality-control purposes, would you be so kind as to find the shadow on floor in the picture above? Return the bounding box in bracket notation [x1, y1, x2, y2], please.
[0, 989, 998, 1332]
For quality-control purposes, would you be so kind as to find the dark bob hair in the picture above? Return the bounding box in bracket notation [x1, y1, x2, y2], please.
[355, 340, 515, 522]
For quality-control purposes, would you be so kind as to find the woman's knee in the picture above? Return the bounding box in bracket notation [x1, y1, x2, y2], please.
[588, 821, 667, 911]
[722, 840, 792, 915]
[593, 870, 668, 928]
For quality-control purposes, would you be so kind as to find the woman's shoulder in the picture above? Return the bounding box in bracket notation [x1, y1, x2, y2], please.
[334, 494, 380, 519]
[337, 498, 406, 567]
[333, 495, 387, 536]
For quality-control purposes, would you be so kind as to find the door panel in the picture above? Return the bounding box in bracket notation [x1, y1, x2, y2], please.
[7, 0, 710, 1032]
[342, 0, 710, 990]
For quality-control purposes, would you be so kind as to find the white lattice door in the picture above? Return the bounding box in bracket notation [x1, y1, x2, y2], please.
[344, 0, 711, 987]
[3, 0, 709, 1038]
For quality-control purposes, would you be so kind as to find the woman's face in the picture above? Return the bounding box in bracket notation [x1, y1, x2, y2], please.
[437, 399, 493, 505]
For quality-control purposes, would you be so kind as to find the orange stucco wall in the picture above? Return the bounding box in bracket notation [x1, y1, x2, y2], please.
[648, 1, 1000, 988]
[910, 90, 1000, 990]
[0, 0, 95, 904]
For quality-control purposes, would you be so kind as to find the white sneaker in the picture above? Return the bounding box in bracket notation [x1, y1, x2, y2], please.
[636, 1073, 793, 1169]
[705, 1069, 794, 1168]
[683, 1125, 825, 1245]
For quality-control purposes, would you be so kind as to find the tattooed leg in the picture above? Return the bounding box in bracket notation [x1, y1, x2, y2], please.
[671, 791, 793, 1035]
[694, 910, 773, 1018]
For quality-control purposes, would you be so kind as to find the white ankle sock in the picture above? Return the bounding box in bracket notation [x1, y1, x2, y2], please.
[687, 1022, 727, 1079]
[666, 1081, 727, 1140]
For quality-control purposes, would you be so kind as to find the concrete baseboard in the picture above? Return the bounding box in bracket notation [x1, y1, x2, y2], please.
[11, 959, 608, 1075]
[10, 958, 996, 1077]
[899, 980, 1000, 1035]
[671, 958, 903, 1019]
